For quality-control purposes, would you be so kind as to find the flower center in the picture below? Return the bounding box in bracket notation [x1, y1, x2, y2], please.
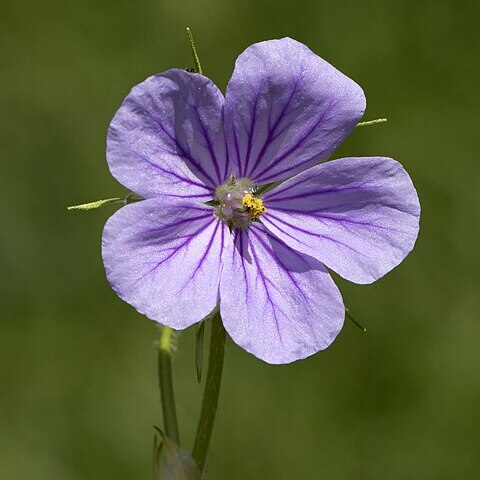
[214, 177, 266, 230]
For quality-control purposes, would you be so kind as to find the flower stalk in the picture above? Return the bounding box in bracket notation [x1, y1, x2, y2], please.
[158, 326, 181, 445]
[192, 311, 226, 473]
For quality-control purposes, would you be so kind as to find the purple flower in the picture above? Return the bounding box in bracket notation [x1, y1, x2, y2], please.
[102, 38, 420, 364]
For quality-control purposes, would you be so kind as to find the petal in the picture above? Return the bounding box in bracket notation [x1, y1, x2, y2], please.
[263, 157, 420, 284]
[220, 224, 344, 364]
[107, 69, 229, 199]
[224, 38, 365, 184]
[102, 197, 226, 329]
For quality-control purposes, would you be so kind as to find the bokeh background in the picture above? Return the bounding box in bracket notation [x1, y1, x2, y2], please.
[2, 0, 479, 478]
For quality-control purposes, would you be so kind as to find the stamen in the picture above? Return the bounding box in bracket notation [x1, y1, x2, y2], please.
[242, 193, 266, 219]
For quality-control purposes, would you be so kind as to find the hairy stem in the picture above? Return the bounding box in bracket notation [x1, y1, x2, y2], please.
[192, 312, 226, 472]
[158, 326, 181, 444]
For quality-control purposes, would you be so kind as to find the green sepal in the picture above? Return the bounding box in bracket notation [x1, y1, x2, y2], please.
[252, 181, 279, 196]
[356, 118, 387, 128]
[67, 193, 142, 211]
[345, 307, 367, 332]
[154, 427, 202, 480]
[204, 200, 220, 207]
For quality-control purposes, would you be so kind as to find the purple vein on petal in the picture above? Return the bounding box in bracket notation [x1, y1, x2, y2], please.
[233, 230, 250, 299]
[263, 211, 368, 257]
[136, 152, 212, 192]
[231, 125, 242, 178]
[178, 220, 221, 292]
[129, 98, 217, 187]
[132, 218, 215, 288]
[248, 229, 286, 348]
[251, 98, 335, 181]
[241, 80, 265, 177]
[254, 229, 309, 303]
[266, 181, 371, 204]
[254, 228, 321, 345]
[296, 212, 407, 235]
[247, 70, 305, 177]
[139, 212, 213, 240]
[192, 106, 223, 184]
[162, 193, 212, 199]
[262, 213, 312, 248]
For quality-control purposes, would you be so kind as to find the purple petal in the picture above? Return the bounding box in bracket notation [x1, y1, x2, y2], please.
[263, 157, 420, 284]
[102, 197, 226, 328]
[107, 69, 229, 199]
[224, 38, 365, 184]
[220, 224, 344, 364]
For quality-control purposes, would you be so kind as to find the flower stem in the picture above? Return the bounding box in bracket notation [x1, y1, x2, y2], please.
[192, 312, 226, 472]
[158, 326, 181, 445]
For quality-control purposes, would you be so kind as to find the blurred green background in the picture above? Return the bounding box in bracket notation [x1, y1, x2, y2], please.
[1, 0, 479, 478]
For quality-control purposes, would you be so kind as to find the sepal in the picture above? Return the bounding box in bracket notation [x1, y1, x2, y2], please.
[154, 428, 202, 480]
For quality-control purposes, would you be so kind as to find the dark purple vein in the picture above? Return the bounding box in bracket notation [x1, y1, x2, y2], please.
[247, 71, 304, 177]
[132, 219, 215, 287]
[241, 80, 265, 177]
[251, 99, 334, 181]
[248, 230, 286, 348]
[235, 230, 250, 299]
[266, 181, 371, 203]
[263, 212, 368, 257]
[136, 152, 212, 191]
[193, 106, 223, 184]
[139, 212, 212, 238]
[178, 220, 221, 292]
[129, 99, 217, 186]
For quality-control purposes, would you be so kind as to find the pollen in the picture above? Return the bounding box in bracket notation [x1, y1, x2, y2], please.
[242, 193, 266, 219]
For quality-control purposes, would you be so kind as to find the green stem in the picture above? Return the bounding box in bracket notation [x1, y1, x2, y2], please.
[158, 326, 181, 445]
[192, 312, 226, 472]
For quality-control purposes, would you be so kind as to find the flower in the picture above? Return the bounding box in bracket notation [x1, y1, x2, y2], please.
[102, 38, 420, 364]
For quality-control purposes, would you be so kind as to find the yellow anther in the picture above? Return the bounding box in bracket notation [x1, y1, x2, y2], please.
[242, 193, 266, 219]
